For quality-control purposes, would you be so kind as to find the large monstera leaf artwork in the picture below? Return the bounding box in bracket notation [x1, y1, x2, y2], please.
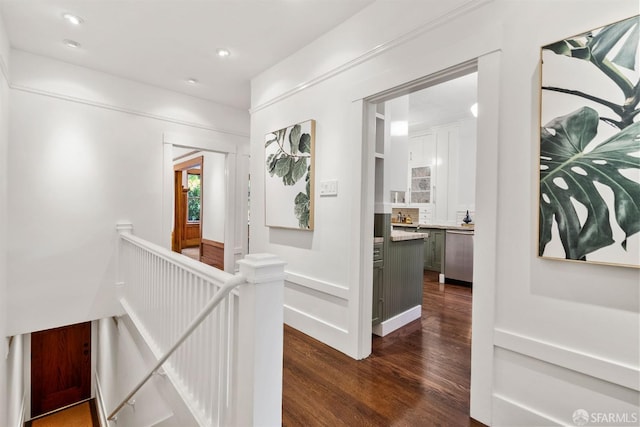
[265, 120, 315, 230]
[540, 15, 640, 267]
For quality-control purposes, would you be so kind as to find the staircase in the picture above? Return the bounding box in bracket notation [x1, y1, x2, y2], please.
[94, 223, 285, 427]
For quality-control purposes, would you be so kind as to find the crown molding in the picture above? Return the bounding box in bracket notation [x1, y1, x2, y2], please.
[249, 0, 493, 114]
[10, 83, 249, 138]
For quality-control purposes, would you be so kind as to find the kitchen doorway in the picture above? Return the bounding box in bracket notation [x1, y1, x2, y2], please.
[361, 55, 501, 420]
[358, 51, 502, 420]
[370, 68, 478, 335]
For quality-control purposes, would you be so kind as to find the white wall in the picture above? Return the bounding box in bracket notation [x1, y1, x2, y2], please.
[96, 316, 194, 427]
[0, 9, 10, 426]
[250, 0, 639, 425]
[385, 96, 409, 203]
[251, 0, 499, 359]
[7, 50, 250, 336]
[202, 152, 226, 243]
[457, 117, 476, 211]
[491, 2, 639, 424]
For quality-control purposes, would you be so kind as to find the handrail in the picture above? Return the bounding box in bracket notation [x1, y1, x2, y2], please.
[107, 273, 247, 421]
[119, 232, 232, 284]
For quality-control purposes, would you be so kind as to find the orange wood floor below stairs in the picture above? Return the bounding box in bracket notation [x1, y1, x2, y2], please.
[25, 399, 99, 427]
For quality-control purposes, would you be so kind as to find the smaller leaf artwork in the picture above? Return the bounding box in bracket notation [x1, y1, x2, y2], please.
[265, 120, 315, 230]
[540, 15, 640, 267]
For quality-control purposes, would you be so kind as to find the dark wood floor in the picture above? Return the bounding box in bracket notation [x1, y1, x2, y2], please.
[282, 271, 485, 427]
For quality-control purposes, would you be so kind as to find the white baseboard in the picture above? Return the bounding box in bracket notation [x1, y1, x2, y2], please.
[372, 305, 421, 337]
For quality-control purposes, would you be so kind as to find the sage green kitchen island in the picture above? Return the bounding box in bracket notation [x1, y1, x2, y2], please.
[373, 214, 425, 336]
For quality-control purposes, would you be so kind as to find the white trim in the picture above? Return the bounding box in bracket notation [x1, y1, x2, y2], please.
[468, 50, 501, 425]
[372, 305, 421, 337]
[163, 131, 241, 154]
[494, 328, 640, 391]
[0, 52, 9, 84]
[15, 393, 26, 427]
[95, 374, 109, 427]
[284, 304, 348, 335]
[492, 394, 564, 426]
[249, 0, 492, 114]
[285, 271, 349, 300]
[11, 83, 249, 138]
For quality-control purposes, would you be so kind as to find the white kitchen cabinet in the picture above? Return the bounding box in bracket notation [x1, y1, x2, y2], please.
[407, 123, 460, 223]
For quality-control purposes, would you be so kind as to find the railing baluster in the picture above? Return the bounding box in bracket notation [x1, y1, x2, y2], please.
[113, 228, 284, 427]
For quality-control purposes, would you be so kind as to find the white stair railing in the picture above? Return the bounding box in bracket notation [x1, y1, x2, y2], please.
[111, 223, 285, 426]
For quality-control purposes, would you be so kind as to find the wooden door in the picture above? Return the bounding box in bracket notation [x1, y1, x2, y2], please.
[31, 322, 91, 417]
[172, 170, 184, 252]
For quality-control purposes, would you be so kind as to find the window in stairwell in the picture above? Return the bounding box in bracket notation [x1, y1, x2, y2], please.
[187, 171, 201, 222]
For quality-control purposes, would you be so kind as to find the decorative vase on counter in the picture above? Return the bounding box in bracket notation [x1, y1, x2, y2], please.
[462, 210, 472, 225]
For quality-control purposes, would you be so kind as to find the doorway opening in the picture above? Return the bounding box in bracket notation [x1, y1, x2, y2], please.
[164, 131, 250, 274]
[30, 322, 92, 419]
[172, 154, 204, 259]
[370, 69, 478, 330]
[172, 148, 228, 270]
[365, 62, 479, 417]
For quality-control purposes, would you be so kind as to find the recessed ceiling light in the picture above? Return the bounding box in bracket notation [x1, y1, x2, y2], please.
[63, 39, 81, 49]
[186, 78, 198, 85]
[216, 48, 230, 58]
[62, 13, 83, 25]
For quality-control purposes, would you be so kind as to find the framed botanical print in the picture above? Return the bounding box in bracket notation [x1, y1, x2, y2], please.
[265, 120, 315, 230]
[539, 15, 640, 267]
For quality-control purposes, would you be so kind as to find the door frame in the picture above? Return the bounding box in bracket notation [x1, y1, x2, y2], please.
[162, 131, 249, 273]
[24, 321, 98, 421]
[358, 53, 501, 422]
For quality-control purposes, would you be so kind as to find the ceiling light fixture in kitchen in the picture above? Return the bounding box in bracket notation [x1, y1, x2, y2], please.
[186, 78, 198, 85]
[390, 121, 408, 136]
[216, 48, 231, 58]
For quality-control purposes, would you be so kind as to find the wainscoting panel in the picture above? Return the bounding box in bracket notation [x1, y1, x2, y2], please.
[493, 346, 640, 426]
[494, 328, 639, 391]
[200, 239, 224, 270]
[183, 223, 201, 248]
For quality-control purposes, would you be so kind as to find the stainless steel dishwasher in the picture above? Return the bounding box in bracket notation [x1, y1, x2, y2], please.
[444, 230, 474, 283]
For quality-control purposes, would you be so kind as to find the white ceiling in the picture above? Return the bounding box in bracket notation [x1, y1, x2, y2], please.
[0, 0, 374, 111]
[409, 71, 477, 130]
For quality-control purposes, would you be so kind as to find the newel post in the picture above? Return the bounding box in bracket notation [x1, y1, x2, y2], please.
[115, 223, 133, 295]
[235, 253, 286, 427]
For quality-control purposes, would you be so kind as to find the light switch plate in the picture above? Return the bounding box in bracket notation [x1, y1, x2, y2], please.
[319, 179, 338, 196]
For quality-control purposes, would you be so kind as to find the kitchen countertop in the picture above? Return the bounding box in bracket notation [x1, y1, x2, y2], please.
[391, 222, 475, 231]
[390, 230, 429, 242]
